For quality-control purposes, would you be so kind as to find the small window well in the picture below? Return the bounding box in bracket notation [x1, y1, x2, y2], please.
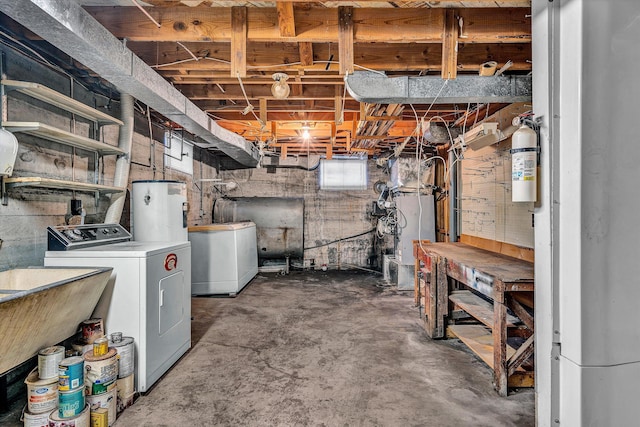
[319, 158, 368, 191]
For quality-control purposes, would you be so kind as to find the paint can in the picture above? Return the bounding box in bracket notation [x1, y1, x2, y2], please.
[24, 368, 58, 415]
[86, 388, 116, 426]
[38, 346, 65, 380]
[49, 403, 89, 427]
[21, 405, 50, 427]
[116, 373, 135, 414]
[108, 333, 135, 378]
[92, 337, 108, 358]
[58, 356, 84, 391]
[83, 348, 118, 395]
[71, 341, 93, 356]
[89, 408, 108, 427]
[58, 387, 85, 418]
[80, 319, 104, 344]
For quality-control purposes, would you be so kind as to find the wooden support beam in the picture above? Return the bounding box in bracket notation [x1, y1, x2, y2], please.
[441, 9, 458, 79]
[507, 335, 535, 377]
[338, 6, 354, 75]
[298, 42, 314, 66]
[335, 87, 343, 125]
[276, 2, 296, 38]
[325, 145, 333, 160]
[259, 97, 268, 124]
[231, 6, 247, 78]
[280, 144, 287, 159]
[86, 7, 530, 44]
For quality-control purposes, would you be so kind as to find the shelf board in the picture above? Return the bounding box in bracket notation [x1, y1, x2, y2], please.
[449, 290, 520, 329]
[448, 324, 517, 370]
[2, 80, 123, 126]
[3, 121, 125, 156]
[3, 177, 124, 194]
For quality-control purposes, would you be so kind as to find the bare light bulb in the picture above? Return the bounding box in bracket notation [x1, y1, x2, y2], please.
[271, 73, 290, 99]
[302, 129, 310, 140]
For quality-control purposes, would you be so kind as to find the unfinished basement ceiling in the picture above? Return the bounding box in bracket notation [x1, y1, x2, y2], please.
[3, 0, 532, 161]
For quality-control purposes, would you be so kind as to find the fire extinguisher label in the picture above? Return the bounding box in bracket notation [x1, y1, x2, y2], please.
[512, 152, 536, 182]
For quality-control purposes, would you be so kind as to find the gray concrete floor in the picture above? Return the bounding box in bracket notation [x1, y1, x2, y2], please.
[2, 270, 535, 426]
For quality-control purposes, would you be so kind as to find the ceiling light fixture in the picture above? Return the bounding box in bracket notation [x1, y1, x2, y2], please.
[271, 73, 290, 99]
[302, 129, 310, 140]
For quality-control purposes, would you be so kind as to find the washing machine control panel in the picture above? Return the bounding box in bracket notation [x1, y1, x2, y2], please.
[47, 224, 132, 250]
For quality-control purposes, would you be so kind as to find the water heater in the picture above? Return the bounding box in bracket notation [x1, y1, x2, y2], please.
[132, 180, 188, 242]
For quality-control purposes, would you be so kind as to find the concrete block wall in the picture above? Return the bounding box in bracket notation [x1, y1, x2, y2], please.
[219, 164, 393, 270]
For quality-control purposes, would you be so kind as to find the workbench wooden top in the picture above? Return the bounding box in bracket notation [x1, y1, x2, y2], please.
[416, 242, 534, 284]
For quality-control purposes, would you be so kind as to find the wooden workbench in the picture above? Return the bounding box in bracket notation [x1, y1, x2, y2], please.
[413, 241, 534, 396]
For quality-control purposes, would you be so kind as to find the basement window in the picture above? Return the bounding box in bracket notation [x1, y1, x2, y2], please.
[319, 158, 368, 190]
[164, 131, 194, 175]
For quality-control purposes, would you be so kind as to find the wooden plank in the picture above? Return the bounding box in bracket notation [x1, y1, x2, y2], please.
[86, 7, 530, 44]
[508, 371, 535, 388]
[231, 6, 247, 78]
[507, 294, 534, 330]
[441, 9, 458, 80]
[508, 334, 535, 377]
[460, 234, 534, 263]
[448, 324, 516, 369]
[276, 2, 296, 38]
[419, 242, 534, 285]
[338, 6, 354, 75]
[298, 42, 314, 66]
[427, 254, 439, 338]
[436, 255, 448, 338]
[449, 290, 519, 328]
[259, 98, 268, 124]
[494, 299, 508, 396]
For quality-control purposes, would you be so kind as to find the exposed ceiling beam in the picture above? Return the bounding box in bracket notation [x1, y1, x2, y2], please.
[441, 9, 458, 79]
[338, 6, 354, 76]
[231, 6, 247, 78]
[0, 0, 259, 166]
[84, 7, 531, 44]
[345, 72, 532, 104]
[276, 2, 296, 38]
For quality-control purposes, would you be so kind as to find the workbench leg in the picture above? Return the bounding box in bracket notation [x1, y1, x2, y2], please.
[493, 299, 508, 396]
[414, 256, 420, 307]
[436, 256, 448, 339]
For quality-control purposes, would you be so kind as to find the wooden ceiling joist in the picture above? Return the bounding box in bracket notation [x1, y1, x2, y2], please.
[230, 6, 247, 77]
[85, 7, 530, 44]
[441, 9, 458, 79]
[276, 2, 296, 38]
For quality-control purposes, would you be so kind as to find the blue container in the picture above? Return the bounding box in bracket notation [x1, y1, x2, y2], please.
[59, 356, 84, 391]
[58, 386, 85, 418]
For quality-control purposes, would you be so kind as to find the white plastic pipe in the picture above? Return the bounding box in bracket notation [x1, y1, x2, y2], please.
[104, 93, 134, 224]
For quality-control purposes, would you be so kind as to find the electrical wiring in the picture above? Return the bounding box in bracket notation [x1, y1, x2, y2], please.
[303, 228, 376, 251]
[235, 72, 263, 125]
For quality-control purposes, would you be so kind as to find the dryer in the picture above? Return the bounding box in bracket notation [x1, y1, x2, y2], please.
[44, 224, 191, 393]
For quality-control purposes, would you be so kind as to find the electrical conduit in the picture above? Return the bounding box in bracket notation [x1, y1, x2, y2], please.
[104, 93, 134, 224]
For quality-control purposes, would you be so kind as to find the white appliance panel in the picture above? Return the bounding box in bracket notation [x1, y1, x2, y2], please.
[44, 241, 191, 393]
[132, 180, 188, 242]
[394, 194, 436, 265]
[560, 356, 640, 427]
[189, 223, 258, 296]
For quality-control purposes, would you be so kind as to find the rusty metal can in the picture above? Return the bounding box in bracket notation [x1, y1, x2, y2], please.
[93, 337, 108, 357]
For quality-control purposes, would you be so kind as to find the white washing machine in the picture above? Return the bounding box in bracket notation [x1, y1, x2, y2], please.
[44, 224, 191, 393]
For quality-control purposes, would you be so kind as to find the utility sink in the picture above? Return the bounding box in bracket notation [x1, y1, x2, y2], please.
[0, 267, 112, 375]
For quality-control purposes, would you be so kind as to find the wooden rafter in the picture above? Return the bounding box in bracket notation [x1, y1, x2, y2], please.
[441, 9, 458, 79]
[231, 6, 247, 77]
[276, 2, 296, 38]
[338, 6, 354, 76]
[85, 7, 530, 44]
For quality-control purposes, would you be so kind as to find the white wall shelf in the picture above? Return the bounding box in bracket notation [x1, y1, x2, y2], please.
[1, 79, 123, 126]
[2, 121, 125, 156]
